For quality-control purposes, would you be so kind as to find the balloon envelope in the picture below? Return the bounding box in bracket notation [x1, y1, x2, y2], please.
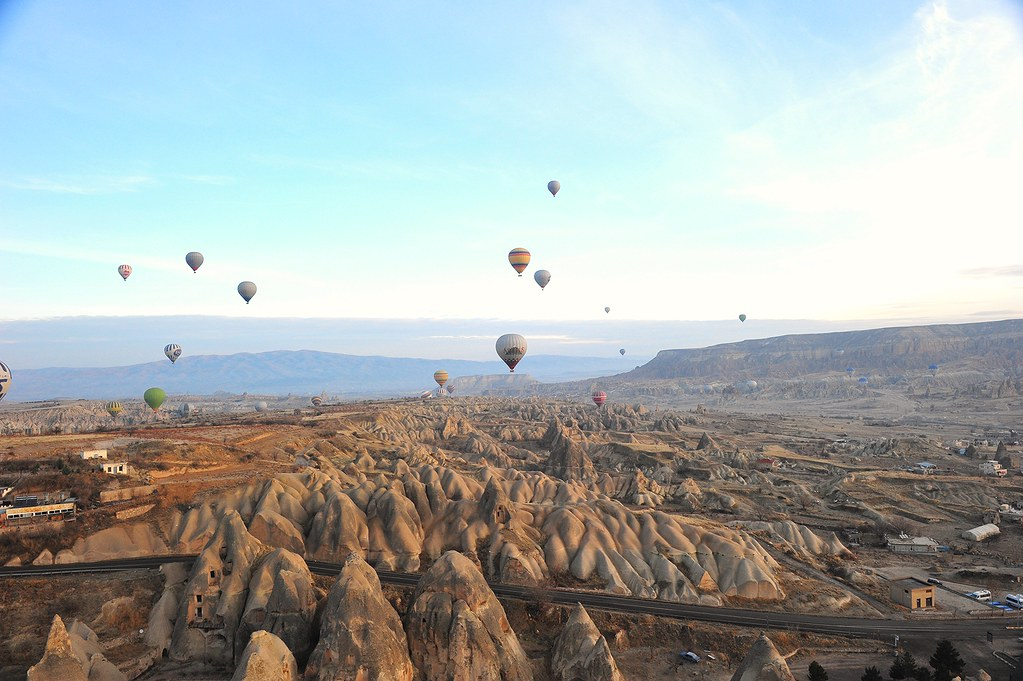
[547, 180, 560, 197]
[592, 390, 607, 406]
[496, 333, 527, 372]
[858, 377, 868, 384]
[118, 264, 132, 281]
[185, 252, 204, 273]
[604, 306, 610, 314]
[238, 281, 257, 303]
[534, 269, 551, 290]
[106, 401, 122, 417]
[619, 348, 626, 356]
[254, 401, 268, 412]
[508, 248, 530, 276]
[0, 360, 11, 402]
[739, 314, 747, 322]
[310, 396, 323, 407]
[164, 344, 182, 363]
[433, 370, 449, 388]
[143, 387, 167, 412]
[928, 363, 939, 371]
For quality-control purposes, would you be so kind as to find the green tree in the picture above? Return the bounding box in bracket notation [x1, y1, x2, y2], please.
[808, 661, 829, 681]
[913, 668, 933, 681]
[929, 640, 965, 681]
[862, 666, 883, 681]
[891, 651, 918, 680]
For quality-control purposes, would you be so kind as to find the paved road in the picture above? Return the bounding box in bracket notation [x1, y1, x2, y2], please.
[3, 555, 1021, 641]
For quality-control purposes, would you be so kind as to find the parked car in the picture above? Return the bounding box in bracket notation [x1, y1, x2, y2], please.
[679, 652, 701, 663]
[927, 577, 942, 585]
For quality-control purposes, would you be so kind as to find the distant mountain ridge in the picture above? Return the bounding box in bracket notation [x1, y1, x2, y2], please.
[621, 318, 1023, 381]
[7, 350, 636, 401]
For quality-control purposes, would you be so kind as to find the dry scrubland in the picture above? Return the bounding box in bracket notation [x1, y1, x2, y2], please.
[0, 396, 1021, 680]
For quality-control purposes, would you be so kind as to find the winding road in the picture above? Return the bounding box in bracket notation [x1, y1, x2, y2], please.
[3, 555, 1022, 643]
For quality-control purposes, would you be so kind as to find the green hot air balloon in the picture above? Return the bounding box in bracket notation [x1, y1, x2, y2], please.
[739, 314, 747, 322]
[143, 387, 167, 412]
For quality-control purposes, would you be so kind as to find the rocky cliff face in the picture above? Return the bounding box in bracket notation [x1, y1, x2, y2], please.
[550, 604, 624, 681]
[406, 551, 533, 681]
[304, 552, 414, 681]
[27, 615, 126, 681]
[625, 319, 1023, 380]
[231, 631, 298, 681]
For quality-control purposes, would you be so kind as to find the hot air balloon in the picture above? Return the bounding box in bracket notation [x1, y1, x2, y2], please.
[745, 380, 758, 391]
[434, 370, 449, 388]
[845, 367, 855, 375]
[118, 264, 132, 281]
[739, 314, 747, 323]
[238, 281, 257, 304]
[928, 363, 939, 376]
[185, 252, 204, 273]
[254, 401, 269, 412]
[604, 307, 611, 314]
[619, 348, 626, 356]
[508, 248, 530, 276]
[311, 396, 323, 407]
[106, 401, 123, 417]
[547, 180, 560, 197]
[143, 387, 167, 412]
[496, 333, 527, 372]
[592, 390, 607, 407]
[534, 269, 551, 290]
[858, 377, 868, 384]
[164, 344, 182, 363]
[0, 360, 11, 402]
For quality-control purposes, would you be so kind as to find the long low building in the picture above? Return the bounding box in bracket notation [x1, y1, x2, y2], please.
[962, 524, 1000, 541]
[0, 500, 77, 525]
[886, 534, 939, 553]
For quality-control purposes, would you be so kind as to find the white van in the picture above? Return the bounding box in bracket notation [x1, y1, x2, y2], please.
[1006, 593, 1023, 608]
[967, 590, 992, 601]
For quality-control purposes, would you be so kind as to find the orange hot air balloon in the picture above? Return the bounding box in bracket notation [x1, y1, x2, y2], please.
[508, 248, 530, 276]
[433, 370, 449, 388]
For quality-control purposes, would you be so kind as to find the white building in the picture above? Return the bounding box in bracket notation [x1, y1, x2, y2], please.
[80, 449, 108, 460]
[101, 461, 131, 476]
[980, 460, 1005, 477]
[962, 524, 1000, 542]
[886, 534, 940, 553]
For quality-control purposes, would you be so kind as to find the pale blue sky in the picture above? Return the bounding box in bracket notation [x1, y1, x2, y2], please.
[2, 1, 1022, 365]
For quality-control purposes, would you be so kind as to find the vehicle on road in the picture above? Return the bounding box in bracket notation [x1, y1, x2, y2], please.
[927, 578, 942, 585]
[966, 589, 991, 601]
[679, 652, 701, 663]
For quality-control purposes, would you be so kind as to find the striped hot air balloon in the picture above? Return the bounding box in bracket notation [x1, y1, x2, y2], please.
[106, 401, 123, 417]
[508, 248, 530, 276]
[592, 391, 607, 407]
[433, 370, 449, 388]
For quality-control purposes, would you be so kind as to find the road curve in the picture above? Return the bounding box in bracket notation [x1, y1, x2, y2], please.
[3, 555, 1020, 641]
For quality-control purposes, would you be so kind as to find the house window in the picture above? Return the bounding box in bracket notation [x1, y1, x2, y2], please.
[196, 607, 203, 619]
[209, 570, 216, 579]
[196, 594, 202, 603]
[926, 597, 933, 607]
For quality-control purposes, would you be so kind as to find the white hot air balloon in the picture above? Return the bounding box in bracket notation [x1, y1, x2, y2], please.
[534, 269, 551, 290]
[0, 360, 11, 402]
[238, 281, 257, 304]
[164, 344, 182, 364]
[496, 333, 528, 373]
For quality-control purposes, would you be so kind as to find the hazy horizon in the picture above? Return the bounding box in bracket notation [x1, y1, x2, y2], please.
[1, 312, 1017, 370]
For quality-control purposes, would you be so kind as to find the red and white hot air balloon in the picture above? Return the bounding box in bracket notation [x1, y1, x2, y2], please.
[118, 264, 132, 281]
[592, 391, 607, 407]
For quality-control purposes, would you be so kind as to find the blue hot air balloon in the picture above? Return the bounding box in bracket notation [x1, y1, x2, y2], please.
[858, 377, 868, 384]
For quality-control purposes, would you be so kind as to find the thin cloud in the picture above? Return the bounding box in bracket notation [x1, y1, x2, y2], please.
[961, 265, 1023, 278]
[1, 175, 155, 194]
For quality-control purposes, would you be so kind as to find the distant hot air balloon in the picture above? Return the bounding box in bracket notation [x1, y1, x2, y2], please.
[420, 390, 433, 400]
[106, 401, 123, 417]
[238, 281, 257, 304]
[185, 251, 204, 273]
[0, 360, 11, 402]
[534, 269, 551, 290]
[434, 370, 449, 388]
[508, 248, 531, 276]
[254, 401, 268, 412]
[118, 264, 132, 281]
[858, 377, 868, 384]
[619, 348, 626, 356]
[845, 367, 855, 375]
[745, 380, 758, 391]
[547, 180, 560, 197]
[445, 385, 456, 395]
[604, 306, 611, 314]
[311, 396, 323, 407]
[164, 344, 182, 363]
[592, 390, 607, 407]
[143, 387, 167, 412]
[928, 363, 939, 376]
[739, 314, 747, 323]
[496, 333, 528, 372]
